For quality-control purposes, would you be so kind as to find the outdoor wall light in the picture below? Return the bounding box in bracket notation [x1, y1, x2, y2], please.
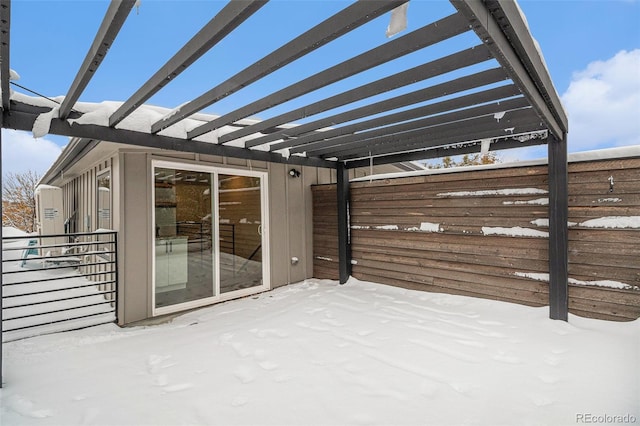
[289, 168, 301, 178]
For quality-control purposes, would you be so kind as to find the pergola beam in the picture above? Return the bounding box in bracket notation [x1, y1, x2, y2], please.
[109, 0, 267, 127]
[306, 97, 532, 157]
[58, 0, 136, 120]
[230, 45, 495, 147]
[242, 45, 496, 150]
[451, 0, 566, 139]
[150, 0, 406, 134]
[2, 102, 335, 169]
[275, 68, 509, 153]
[345, 134, 547, 168]
[0, 0, 11, 111]
[324, 106, 541, 159]
[491, 0, 568, 135]
[292, 85, 525, 156]
[189, 12, 470, 140]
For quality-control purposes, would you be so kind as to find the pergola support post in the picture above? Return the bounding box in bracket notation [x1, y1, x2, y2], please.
[337, 162, 351, 284]
[548, 134, 569, 321]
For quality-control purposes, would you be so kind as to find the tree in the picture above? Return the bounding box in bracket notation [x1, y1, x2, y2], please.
[2, 170, 42, 232]
[427, 152, 500, 169]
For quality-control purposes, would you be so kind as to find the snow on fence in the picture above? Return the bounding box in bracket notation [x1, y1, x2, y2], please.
[1, 230, 118, 341]
[312, 154, 640, 321]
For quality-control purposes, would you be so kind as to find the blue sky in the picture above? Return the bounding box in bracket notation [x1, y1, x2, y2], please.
[2, 0, 639, 175]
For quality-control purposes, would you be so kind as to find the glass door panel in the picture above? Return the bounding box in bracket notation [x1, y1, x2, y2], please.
[154, 167, 215, 309]
[218, 174, 263, 294]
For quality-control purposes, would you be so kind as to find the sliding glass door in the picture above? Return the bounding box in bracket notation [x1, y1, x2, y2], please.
[152, 161, 268, 315]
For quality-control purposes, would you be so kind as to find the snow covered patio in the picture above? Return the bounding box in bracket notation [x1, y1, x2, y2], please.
[1, 278, 638, 426]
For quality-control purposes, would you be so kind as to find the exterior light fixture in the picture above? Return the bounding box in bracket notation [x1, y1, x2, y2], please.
[289, 168, 301, 178]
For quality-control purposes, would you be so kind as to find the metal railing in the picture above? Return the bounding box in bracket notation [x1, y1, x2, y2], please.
[1, 231, 118, 342]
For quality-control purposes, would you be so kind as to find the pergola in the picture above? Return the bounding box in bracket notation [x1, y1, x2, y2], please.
[0, 0, 568, 356]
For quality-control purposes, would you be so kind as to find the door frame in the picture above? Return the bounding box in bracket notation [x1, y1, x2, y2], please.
[151, 159, 270, 317]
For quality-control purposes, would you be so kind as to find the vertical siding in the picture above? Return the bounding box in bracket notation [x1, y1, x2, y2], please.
[312, 158, 640, 321]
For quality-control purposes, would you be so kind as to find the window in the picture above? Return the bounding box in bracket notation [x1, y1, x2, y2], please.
[97, 170, 111, 230]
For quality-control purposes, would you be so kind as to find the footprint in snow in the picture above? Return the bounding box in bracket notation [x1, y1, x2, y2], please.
[233, 366, 256, 384]
[250, 328, 289, 338]
[162, 383, 194, 393]
[321, 318, 345, 327]
[259, 360, 279, 371]
[492, 351, 521, 364]
[537, 374, 559, 384]
[147, 354, 173, 374]
[543, 355, 561, 366]
[5, 395, 53, 418]
[153, 374, 169, 386]
[531, 395, 554, 407]
[231, 395, 250, 407]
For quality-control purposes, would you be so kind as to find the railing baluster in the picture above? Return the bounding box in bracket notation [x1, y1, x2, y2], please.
[1, 231, 119, 342]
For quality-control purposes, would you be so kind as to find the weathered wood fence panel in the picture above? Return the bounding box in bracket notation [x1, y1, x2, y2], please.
[311, 156, 640, 321]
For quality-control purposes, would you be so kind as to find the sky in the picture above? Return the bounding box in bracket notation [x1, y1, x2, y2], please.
[1, 0, 639, 176]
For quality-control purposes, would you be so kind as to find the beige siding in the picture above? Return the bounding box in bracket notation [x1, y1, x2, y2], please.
[120, 153, 150, 323]
[312, 157, 640, 321]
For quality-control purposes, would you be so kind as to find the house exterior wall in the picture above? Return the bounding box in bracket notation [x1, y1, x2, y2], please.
[312, 155, 640, 322]
[54, 147, 335, 324]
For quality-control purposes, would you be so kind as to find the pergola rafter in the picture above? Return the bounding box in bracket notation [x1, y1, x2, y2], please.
[150, 0, 407, 135]
[188, 12, 470, 140]
[243, 45, 498, 150]
[58, 0, 136, 120]
[108, 0, 267, 128]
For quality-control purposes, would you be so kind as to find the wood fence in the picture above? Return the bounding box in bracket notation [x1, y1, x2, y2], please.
[312, 156, 640, 321]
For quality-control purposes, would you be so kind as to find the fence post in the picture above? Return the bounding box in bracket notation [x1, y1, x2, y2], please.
[548, 134, 569, 321]
[337, 162, 351, 284]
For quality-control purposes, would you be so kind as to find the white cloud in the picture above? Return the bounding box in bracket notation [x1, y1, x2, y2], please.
[561, 49, 640, 152]
[1, 129, 63, 176]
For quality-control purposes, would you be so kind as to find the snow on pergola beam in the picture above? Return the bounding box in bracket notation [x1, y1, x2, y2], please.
[58, 0, 136, 120]
[4, 101, 335, 169]
[108, 0, 267, 128]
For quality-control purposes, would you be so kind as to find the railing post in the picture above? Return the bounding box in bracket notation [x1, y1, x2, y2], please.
[337, 162, 351, 284]
[113, 231, 119, 325]
[548, 134, 569, 320]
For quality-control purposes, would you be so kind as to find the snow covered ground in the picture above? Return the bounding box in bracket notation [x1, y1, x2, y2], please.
[1, 278, 638, 426]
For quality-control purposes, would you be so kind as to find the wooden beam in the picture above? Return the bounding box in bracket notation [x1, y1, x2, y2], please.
[299, 87, 526, 157]
[451, 0, 566, 139]
[230, 45, 494, 147]
[109, 0, 266, 127]
[548, 134, 569, 320]
[188, 12, 470, 140]
[150, 0, 406, 134]
[2, 102, 336, 170]
[337, 162, 351, 284]
[344, 132, 548, 168]
[58, 0, 136, 119]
